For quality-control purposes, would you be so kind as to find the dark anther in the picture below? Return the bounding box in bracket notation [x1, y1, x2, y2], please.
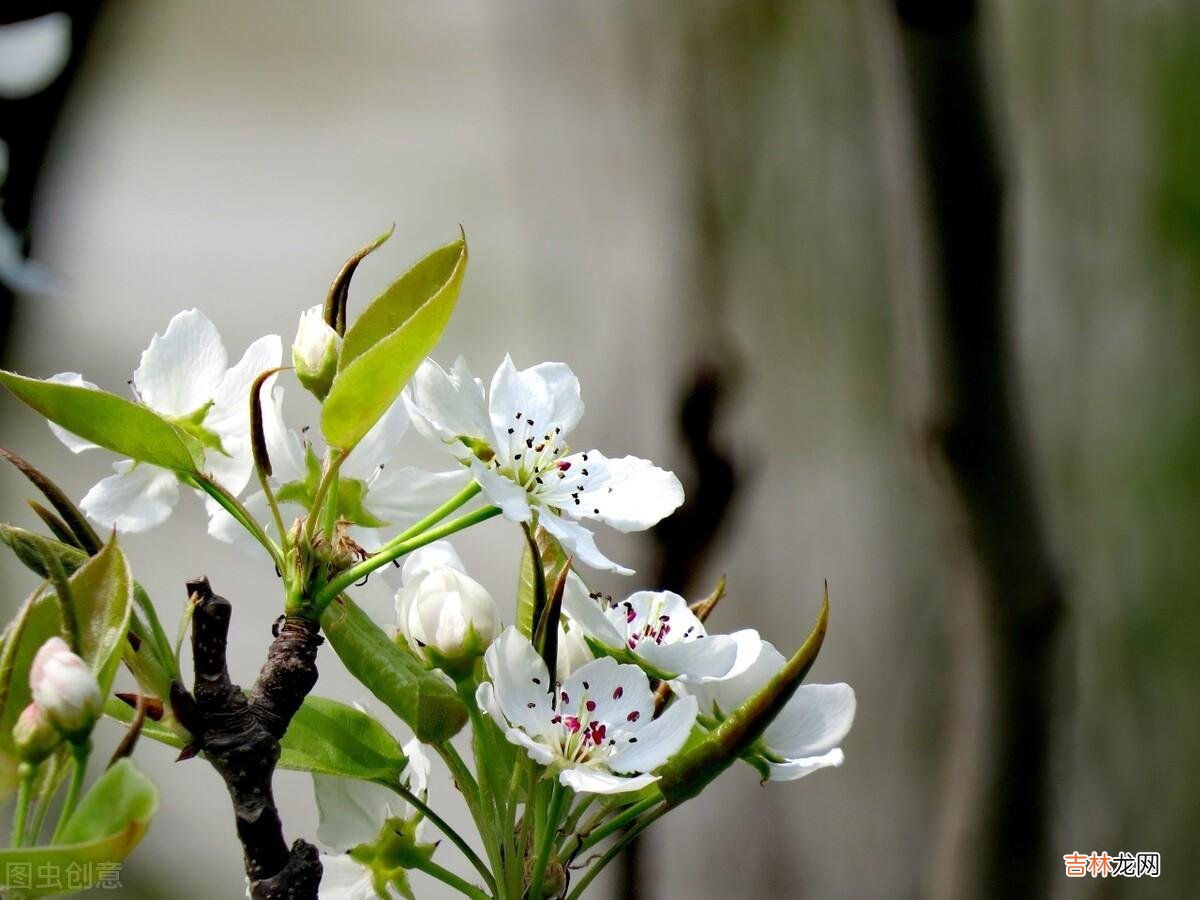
[355, 572, 370, 587]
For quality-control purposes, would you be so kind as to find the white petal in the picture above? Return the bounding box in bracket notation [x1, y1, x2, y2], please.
[556, 623, 595, 682]
[678, 629, 764, 714]
[313, 774, 397, 851]
[762, 683, 856, 759]
[481, 627, 554, 736]
[404, 357, 490, 456]
[469, 458, 531, 523]
[341, 396, 409, 480]
[503, 724, 557, 766]
[639, 634, 738, 681]
[608, 695, 697, 774]
[765, 747, 845, 782]
[317, 853, 383, 900]
[45, 372, 100, 453]
[400, 738, 431, 797]
[400, 541, 466, 586]
[261, 386, 309, 483]
[561, 656, 654, 731]
[541, 452, 682, 534]
[0, 14, 70, 99]
[365, 465, 474, 531]
[539, 510, 632, 576]
[560, 573, 624, 646]
[558, 767, 658, 796]
[207, 333, 282, 436]
[80, 461, 179, 532]
[487, 356, 584, 449]
[133, 309, 227, 416]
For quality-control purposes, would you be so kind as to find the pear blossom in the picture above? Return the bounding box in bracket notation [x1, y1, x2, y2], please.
[48, 309, 281, 531]
[208, 391, 470, 553]
[477, 627, 698, 795]
[11, 702, 61, 764]
[677, 631, 856, 781]
[312, 738, 432, 900]
[29, 637, 101, 741]
[561, 574, 741, 681]
[394, 543, 500, 667]
[292, 304, 341, 400]
[404, 355, 684, 575]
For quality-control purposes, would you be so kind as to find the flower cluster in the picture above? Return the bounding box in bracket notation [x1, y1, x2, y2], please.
[2, 233, 857, 900]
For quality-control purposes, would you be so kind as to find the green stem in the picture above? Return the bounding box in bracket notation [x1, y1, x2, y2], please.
[11, 763, 34, 848]
[386, 781, 495, 895]
[436, 741, 504, 893]
[51, 740, 91, 843]
[576, 795, 659, 855]
[313, 502, 500, 611]
[305, 449, 344, 544]
[564, 805, 666, 900]
[393, 480, 482, 545]
[528, 781, 567, 900]
[191, 474, 283, 570]
[557, 794, 598, 855]
[413, 856, 491, 900]
[257, 463, 288, 548]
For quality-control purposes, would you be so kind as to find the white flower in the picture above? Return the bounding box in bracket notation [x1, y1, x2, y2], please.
[29, 637, 101, 741]
[476, 627, 697, 795]
[404, 355, 684, 575]
[556, 620, 594, 683]
[677, 632, 856, 781]
[49, 309, 281, 532]
[395, 543, 500, 666]
[0, 14, 71, 99]
[208, 391, 470, 553]
[313, 738, 431, 900]
[560, 574, 741, 681]
[292, 304, 341, 400]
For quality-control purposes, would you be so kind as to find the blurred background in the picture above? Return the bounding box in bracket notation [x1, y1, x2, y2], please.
[1, 1, 1196, 897]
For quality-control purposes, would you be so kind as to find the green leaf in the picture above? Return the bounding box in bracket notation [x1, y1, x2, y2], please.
[0, 759, 158, 896]
[0, 447, 102, 554]
[0, 589, 60, 798]
[104, 696, 188, 748]
[516, 526, 568, 638]
[321, 236, 467, 450]
[68, 536, 134, 701]
[321, 595, 467, 743]
[0, 372, 197, 472]
[280, 695, 408, 783]
[657, 590, 830, 806]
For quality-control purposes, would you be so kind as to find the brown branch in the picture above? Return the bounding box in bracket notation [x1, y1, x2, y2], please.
[878, 2, 1067, 897]
[170, 578, 324, 899]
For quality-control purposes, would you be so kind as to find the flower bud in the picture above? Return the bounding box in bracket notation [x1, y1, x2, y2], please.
[292, 304, 341, 401]
[30, 637, 102, 742]
[12, 702, 62, 764]
[397, 566, 500, 675]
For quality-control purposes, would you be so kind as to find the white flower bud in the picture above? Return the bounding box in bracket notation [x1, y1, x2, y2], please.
[397, 566, 500, 673]
[12, 702, 62, 764]
[555, 623, 594, 683]
[292, 304, 341, 401]
[30, 637, 102, 741]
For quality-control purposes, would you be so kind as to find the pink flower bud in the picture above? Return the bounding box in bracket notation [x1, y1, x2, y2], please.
[30, 637, 101, 741]
[11, 702, 62, 764]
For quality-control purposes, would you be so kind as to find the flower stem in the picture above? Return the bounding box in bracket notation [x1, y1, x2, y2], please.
[386, 781, 495, 895]
[190, 473, 283, 571]
[436, 740, 505, 894]
[395, 479, 483, 544]
[304, 448, 344, 544]
[51, 740, 91, 843]
[565, 804, 666, 900]
[313, 502, 500, 612]
[528, 781, 567, 900]
[10, 763, 34, 848]
[413, 856, 491, 900]
[575, 794, 659, 855]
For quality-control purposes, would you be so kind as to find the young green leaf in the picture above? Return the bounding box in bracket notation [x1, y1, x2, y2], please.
[320, 236, 467, 450]
[278, 695, 409, 784]
[0, 372, 197, 472]
[0, 447, 101, 553]
[321, 594, 467, 743]
[657, 591, 829, 806]
[67, 536, 134, 701]
[516, 526, 569, 639]
[0, 591, 62, 799]
[0, 759, 158, 896]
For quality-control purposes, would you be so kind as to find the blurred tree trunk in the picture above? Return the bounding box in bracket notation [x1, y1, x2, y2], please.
[871, 2, 1066, 897]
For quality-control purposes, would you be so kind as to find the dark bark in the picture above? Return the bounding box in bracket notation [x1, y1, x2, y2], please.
[880, 2, 1067, 897]
[170, 578, 324, 899]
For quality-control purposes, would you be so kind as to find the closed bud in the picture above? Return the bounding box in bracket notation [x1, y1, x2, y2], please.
[12, 702, 62, 764]
[396, 552, 499, 677]
[30, 637, 102, 742]
[292, 304, 341, 400]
